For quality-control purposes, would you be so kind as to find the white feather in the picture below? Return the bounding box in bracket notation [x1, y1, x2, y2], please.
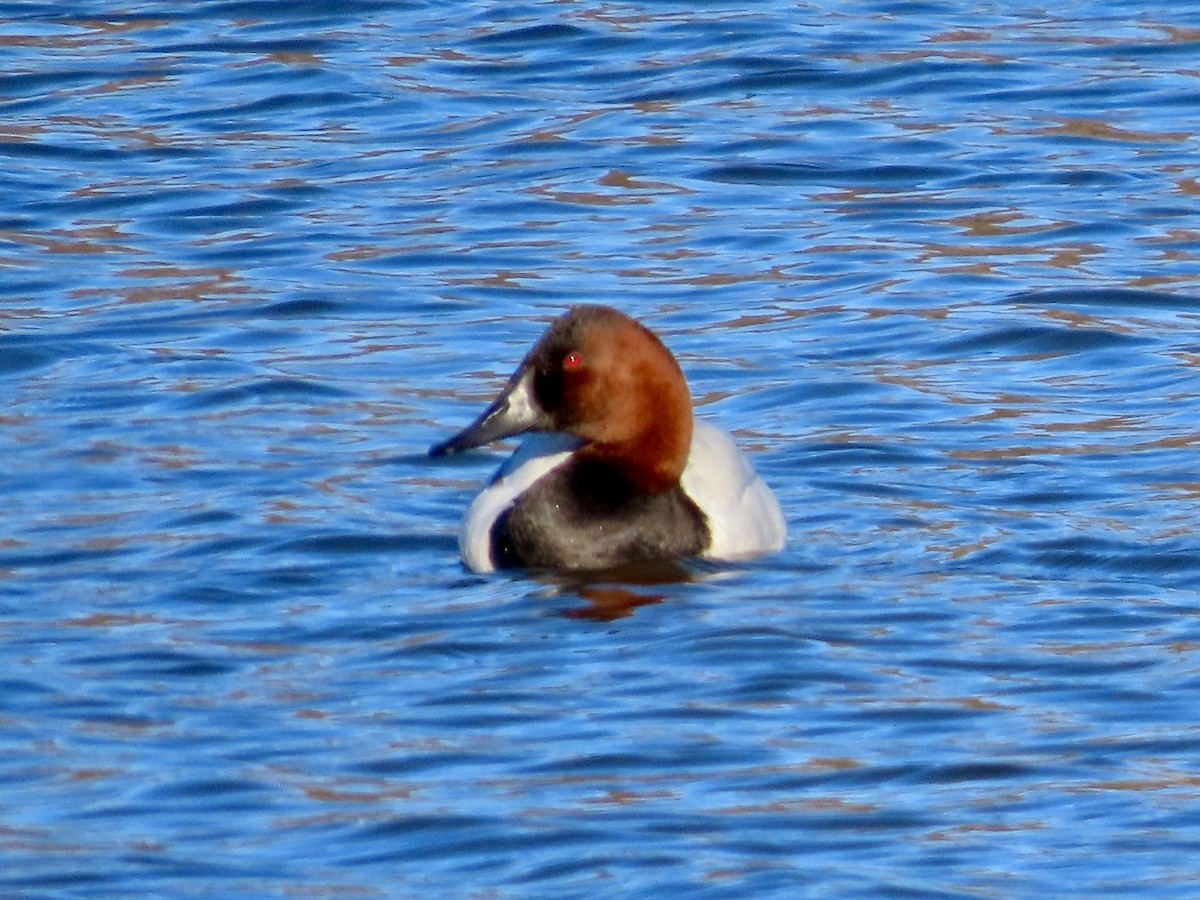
[682, 420, 787, 562]
[458, 421, 785, 573]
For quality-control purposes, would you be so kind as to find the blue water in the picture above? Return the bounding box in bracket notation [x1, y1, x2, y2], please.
[4, 2, 1200, 896]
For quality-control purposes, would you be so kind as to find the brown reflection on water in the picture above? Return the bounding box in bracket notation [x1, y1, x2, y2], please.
[1030, 118, 1191, 144]
[547, 560, 702, 621]
[562, 585, 667, 622]
[75, 263, 252, 306]
[0, 226, 134, 257]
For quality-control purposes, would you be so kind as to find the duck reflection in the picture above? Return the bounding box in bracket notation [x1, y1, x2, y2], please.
[549, 559, 700, 621]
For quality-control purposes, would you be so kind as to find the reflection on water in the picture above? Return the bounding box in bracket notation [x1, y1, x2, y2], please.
[3, 1, 1200, 896]
[563, 585, 667, 621]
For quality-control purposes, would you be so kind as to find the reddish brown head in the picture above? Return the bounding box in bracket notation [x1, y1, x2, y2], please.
[430, 305, 694, 493]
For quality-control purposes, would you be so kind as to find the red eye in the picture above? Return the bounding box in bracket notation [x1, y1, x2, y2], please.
[563, 351, 583, 371]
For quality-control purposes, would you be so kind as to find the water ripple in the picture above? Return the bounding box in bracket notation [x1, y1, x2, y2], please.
[3, 2, 1200, 897]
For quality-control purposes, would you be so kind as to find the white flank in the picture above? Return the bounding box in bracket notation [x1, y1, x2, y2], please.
[682, 420, 787, 561]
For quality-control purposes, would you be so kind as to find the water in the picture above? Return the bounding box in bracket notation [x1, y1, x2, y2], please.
[3, 1, 1200, 896]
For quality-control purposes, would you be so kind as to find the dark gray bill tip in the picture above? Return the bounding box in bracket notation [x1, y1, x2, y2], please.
[428, 432, 469, 457]
[428, 368, 544, 459]
[428, 394, 530, 458]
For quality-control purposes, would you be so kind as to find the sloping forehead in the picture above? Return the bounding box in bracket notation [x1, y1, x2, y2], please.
[531, 305, 640, 362]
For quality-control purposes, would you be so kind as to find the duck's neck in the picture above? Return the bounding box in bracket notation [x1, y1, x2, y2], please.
[583, 411, 693, 494]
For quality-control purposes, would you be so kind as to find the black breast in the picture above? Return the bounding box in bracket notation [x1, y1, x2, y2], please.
[489, 458, 710, 571]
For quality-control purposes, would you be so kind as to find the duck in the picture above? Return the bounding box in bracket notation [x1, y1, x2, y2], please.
[429, 305, 786, 573]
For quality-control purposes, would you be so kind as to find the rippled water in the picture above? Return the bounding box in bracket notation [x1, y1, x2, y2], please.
[4, 2, 1200, 896]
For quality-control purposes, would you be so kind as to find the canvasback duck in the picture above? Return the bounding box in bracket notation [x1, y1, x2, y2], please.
[429, 305, 786, 573]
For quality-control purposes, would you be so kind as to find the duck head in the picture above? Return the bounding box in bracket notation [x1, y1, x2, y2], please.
[430, 305, 694, 493]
